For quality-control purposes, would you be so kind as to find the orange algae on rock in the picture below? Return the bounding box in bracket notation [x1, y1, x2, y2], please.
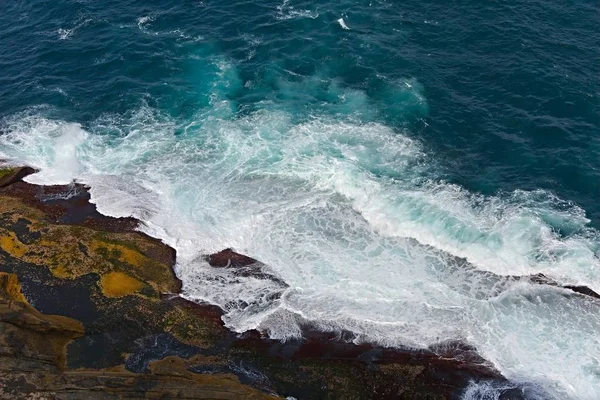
[0, 232, 27, 258]
[100, 271, 144, 297]
[90, 237, 147, 268]
[0, 272, 28, 303]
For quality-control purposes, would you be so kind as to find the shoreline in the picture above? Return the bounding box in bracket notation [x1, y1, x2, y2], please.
[0, 164, 532, 399]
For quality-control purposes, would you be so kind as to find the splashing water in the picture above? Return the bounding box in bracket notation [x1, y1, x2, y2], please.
[1, 1, 599, 398]
[2, 92, 600, 399]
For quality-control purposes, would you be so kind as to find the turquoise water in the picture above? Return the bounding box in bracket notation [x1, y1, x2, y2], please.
[1, 1, 599, 398]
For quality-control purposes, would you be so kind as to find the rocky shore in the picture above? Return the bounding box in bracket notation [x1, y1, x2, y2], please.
[1, 165, 582, 399]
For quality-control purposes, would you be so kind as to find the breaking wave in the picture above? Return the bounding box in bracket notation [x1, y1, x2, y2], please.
[1, 34, 599, 398]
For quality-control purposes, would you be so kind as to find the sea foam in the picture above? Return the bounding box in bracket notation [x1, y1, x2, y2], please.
[276, 0, 319, 20]
[337, 18, 350, 30]
[1, 81, 599, 400]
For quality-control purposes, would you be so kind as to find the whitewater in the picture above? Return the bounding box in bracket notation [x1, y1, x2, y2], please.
[1, 0, 599, 398]
[1, 74, 600, 399]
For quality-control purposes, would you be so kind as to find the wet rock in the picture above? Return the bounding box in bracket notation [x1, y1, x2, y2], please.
[208, 248, 259, 267]
[207, 248, 288, 287]
[0, 262, 274, 400]
[0, 272, 84, 372]
[526, 273, 600, 300]
[2, 180, 141, 234]
[125, 333, 202, 373]
[563, 285, 600, 299]
[0, 165, 36, 188]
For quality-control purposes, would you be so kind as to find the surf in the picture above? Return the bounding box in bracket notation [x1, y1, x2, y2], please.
[1, 1, 599, 397]
[1, 95, 599, 399]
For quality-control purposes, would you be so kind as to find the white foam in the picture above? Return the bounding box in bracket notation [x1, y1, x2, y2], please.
[461, 380, 551, 400]
[58, 28, 73, 40]
[276, 0, 319, 20]
[56, 17, 92, 40]
[337, 18, 350, 30]
[2, 103, 600, 399]
[0, 115, 87, 184]
[137, 15, 153, 28]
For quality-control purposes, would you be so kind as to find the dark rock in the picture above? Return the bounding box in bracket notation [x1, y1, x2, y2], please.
[125, 333, 202, 373]
[208, 248, 258, 267]
[0, 166, 36, 188]
[526, 273, 600, 300]
[207, 248, 288, 288]
[11, 218, 42, 244]
[563, 285, 600, 299]
[1, 180, 140, 233]
[527, 273, 554, 285]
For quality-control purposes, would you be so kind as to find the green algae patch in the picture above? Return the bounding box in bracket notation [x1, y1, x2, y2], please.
[91, 233, 179, 294]
[0, 166, 37, 188]
[0, 167, 17, 180]
[100, 271, 143, 297]
[0, 167, 22, 183]
[0, 167, 15, 175]
[162, 303, 226, 348]
[91, 237, 147, 268]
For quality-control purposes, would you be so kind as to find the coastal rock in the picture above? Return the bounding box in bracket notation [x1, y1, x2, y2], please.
[207, 248, 288, 287]
[0, 272, 84, 372]
[527, 273, 600, 300]
[208, 248, 259, 267]
[563, 285, 600, 299]
[0, 165, 36, 188]
[0, 274, 273, 399]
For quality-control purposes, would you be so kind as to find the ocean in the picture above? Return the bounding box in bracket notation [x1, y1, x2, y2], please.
[1, 1, 599, 398]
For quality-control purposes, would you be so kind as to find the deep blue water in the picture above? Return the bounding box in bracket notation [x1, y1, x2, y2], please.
[2, 0, 598, 223]
[1, 1, 600, 399]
